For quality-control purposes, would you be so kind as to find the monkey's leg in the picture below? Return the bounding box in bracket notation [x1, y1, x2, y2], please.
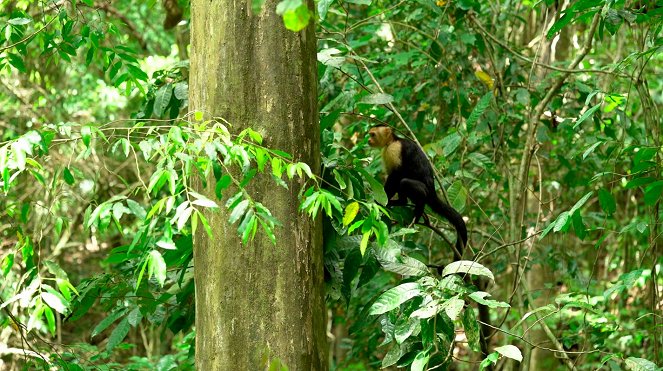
[399, 179, 428, 224]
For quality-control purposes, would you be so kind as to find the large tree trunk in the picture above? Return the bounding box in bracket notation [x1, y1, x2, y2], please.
[189, 1, 327, 369]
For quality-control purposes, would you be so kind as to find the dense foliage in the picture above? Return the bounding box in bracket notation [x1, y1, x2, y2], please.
[0, 0, 661, 370]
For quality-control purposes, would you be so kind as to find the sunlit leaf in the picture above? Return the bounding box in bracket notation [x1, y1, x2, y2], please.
[495, 345, 523, 362]
[442, 260, 494, 280]
[369, 282, 422, 315]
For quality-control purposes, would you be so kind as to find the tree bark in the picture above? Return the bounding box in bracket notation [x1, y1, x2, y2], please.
[189, 1, 327, 369]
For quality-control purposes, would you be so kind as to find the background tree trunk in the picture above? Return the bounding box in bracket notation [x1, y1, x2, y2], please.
[189, 1, 327, 369]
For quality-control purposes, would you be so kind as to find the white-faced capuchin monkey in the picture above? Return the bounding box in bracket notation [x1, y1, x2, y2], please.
[368, 125, 467, 260]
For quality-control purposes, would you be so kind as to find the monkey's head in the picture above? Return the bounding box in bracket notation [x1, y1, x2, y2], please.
[367, 125, 395, 148]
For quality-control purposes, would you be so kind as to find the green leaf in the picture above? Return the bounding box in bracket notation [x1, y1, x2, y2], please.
[411, 349, 430, 371]
[127, 307, 143, 327]
[148, 250, 167, 286]
[444, 297, 465, 321]
[8, 17, 32, 25]
[359, 93, 394, 105]
[447, 181, 467, 212]
[41, 291, 67, 314]
[63, 167, 75, 185]
[369, 282, 423, 315]
[276, 0, 311, 32]
[442, 260, 494, 280]
[43, 306, 55, 336]
[81, 125, 92, 148]
[92, 309, 126, 337]
[468, 292, 510, 308]
[603, 269, 644, 299]
[154, 84, 173, 118]
[553, 211, 570, 232]
[343, 201, 360, 226]
[7, 53, 26, 72]
[462, 307, 481, 352]
[317, 0, 334, 20]
[359, 231, 370, 256]
[495, 345, 523, 362]
[481, 352, 500, 370]
[598, 188, 616, 215]
[106, 317, 131, 352]
[582, 141, 602, 159]
[569, 191, 593, 214]
[573, 103, 601, 129]
[644, 180, 663, 206]
[547, 11, 574, 39]
[624, 357, 657, 371]
[441, 133, 461, 156]
[466, 92, 492, 129]
[359, 169, 388, 205]
[229, 199, 250, 224]
[190, 191, 219, 208]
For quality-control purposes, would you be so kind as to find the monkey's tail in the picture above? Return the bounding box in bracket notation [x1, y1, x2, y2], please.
[427, 196, 467, 261]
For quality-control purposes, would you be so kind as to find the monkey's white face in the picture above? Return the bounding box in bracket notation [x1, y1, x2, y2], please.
[367, 127, 392, 148]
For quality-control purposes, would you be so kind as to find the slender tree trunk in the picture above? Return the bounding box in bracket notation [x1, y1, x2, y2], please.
[189, 1, 327, 369]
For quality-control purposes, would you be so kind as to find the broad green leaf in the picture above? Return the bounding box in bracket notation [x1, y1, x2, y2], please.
[598, 188, 616, 215]
[468, 292, 510, 308]
[41, 291, 67, 314]
[343, 202, 360, 226]
[495, 345, 523, 362]
[318, 48, 344, 67]
[624, 357, 657, 371]
[63, 167, 75, 185]
[379, 255, 429, 277]
[92, 309, 126, 337]
[442, 260, 494, 280]
[603, 269, 644, 299]
[394, 316, 419, 344]
[644, 180, 663, 206]
[359, 169, 388, 205]
[447, 181, 467, 212]
[148, 250, 167, 286]
[317, 0, 333, 20]
[369, 282, 423, 315]
[190, 191, 219, 208]
[462, 307, 481, 352]
[106, 317, 130, 351]
[381, 343, 402, 368]
[154, 84, 173, 118]
[127, 307, 143, 327]
[360, 93, 394, 105]
[547, 11, 574, 39]
[411, 350, 430, 371]
[441, 132, 461, 156]
[444, 296, 465, 320]
[229, 199, 250, 224]
[466, 92, 492, 129]
[8, 17, 32, 25]
[553, 211, 570, 232]
[276, 0, 311, 32]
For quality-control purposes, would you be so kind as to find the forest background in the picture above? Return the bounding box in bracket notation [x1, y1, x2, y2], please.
[0, 0, 661, 370]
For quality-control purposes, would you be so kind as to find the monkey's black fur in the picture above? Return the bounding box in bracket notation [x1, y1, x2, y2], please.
[378, 127, 467, 260]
